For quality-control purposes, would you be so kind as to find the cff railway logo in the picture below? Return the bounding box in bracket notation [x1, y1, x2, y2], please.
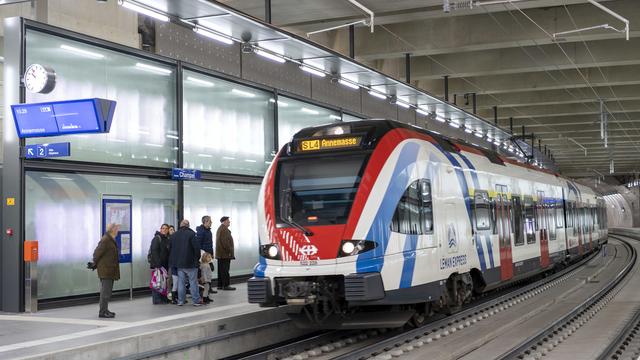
[299, 244, 318, 257]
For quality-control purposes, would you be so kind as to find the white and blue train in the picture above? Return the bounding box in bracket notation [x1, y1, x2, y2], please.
[248, 120, 607, 328]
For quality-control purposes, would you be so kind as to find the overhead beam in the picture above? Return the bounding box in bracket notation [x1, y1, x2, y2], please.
[377, 37, 640, 80]
[417, 65, 640, 96]
[351, 0, 640, 60]
[482, 100, 640, 120]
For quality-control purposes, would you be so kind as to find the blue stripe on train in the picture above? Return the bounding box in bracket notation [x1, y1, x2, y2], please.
[399, 234, 419, 288]
[434, 146, 487, 271]
[456, 152, 495, 270]
[356, 142, 420, 273]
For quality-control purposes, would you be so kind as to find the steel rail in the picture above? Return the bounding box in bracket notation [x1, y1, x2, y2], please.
[496, 235, 636, 360]
[333, 247, 600, 360]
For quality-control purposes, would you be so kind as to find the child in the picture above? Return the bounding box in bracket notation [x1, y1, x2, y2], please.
[199, 252, 214, 303]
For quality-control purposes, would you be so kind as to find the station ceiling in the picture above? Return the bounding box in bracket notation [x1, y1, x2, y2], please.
[219, 0, 640, 180]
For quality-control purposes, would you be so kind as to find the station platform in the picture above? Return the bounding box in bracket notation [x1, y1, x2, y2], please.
[0, 283, 309, 360]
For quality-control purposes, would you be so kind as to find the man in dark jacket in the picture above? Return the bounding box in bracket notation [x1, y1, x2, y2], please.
[149, 223, 170, 304]
[169, 219, 203, 306]
[196, 216, 213, 255]
[215, 216, 235, 290]
[92, 223, 120, 318]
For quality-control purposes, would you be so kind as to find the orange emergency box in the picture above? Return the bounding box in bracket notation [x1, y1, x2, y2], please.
[24, 240, 38, 262]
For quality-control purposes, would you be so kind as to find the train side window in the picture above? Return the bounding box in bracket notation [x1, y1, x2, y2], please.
[523, 196, 535, 244]
[390, 179, 433, 235]
[556, 200, 564, 228]
[512, 195, 524, 246]
[490, 198, 498, 235]
[474, 191, 491, 231]
[420, 180, 434, 233]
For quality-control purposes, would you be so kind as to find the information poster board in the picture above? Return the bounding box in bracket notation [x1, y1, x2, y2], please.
[101, 197, 132, 263]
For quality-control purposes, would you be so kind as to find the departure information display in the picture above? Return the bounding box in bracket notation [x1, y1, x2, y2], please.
[298, 136, 362, 152]
[11, 98, 116, 138]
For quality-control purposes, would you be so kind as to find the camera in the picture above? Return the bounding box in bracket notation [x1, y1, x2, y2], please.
[87, 262, 97, 270]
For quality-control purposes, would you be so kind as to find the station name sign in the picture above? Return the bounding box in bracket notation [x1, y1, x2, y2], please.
[11, 98, 116, 138]
[298, 135, 363, 152]
[171, 168, 201, 181]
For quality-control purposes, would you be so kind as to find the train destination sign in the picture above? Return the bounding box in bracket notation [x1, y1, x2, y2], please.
[11, 98, 116, 138]
[24, 142, 71, 159]
[298, 136, 362, 152]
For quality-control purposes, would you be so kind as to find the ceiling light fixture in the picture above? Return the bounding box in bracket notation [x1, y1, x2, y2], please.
[338, 79, 360, 90]
[368, 90, 387, 100]
[416, 108, 430, 116]
[300, 65, 326, 77]
[231, 88, 256, 97]
[118, 0, 169, 22]
[254, 48, 286, 63]
[193, 26, 234, 45]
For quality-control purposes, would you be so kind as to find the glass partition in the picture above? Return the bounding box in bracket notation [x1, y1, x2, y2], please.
[277, 96, 340, 148]
[184, 181, 259, 277]
[25, 31, 177, 168]
[343, 113, 365, 122]
[25, 171, 177, 299]
[183, 70, 275, 176]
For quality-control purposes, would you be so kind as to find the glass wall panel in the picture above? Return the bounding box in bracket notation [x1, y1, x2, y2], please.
[184, 181, 259, 277]
[25, 31, 177, 167]
[25, 171, 177, 299]
[183, 70, 274, 176]
[277, 96, 340, 148]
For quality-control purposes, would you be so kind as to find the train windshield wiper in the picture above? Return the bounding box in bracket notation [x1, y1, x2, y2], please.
[280, 188, 314, 236]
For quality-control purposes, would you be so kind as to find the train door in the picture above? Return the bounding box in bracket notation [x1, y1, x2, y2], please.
[587, 203, 593, 251]
[537, 191, 550, 268]
[496, 185, 513, 280]
[577, 204, 584, 255]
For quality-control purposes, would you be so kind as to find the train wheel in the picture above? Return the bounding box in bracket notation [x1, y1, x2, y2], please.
[409, 302, 430, 328]
[444, 273, 473, 315]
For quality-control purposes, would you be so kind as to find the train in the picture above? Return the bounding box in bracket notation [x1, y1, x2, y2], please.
[247, 119, 607, 328]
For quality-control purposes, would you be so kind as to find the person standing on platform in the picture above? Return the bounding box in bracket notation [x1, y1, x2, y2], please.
[149, 223, 170, 304]
[92, 223, 121, 318]
[169, 219, 203, 306]
[215, 216, 235, 291]
[167, 224, 179, 304]
[196, 216, 217, 294]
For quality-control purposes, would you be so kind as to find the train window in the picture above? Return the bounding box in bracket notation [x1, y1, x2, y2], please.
[556, 201, 564, 228]
[390, 179, 433, 235]
[490, 199, 498, 235]
[512, 196, 524, 246]
[474, 191, 491, 231]
[523, 196, 535, 244]
[567, 201, 574, 228]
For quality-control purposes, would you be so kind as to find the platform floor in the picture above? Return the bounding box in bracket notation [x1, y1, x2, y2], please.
[0, 283, 275, 359]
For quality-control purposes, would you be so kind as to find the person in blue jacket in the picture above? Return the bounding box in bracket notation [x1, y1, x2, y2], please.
[168, 219, 203, 306]
[196, 215, 214, 255]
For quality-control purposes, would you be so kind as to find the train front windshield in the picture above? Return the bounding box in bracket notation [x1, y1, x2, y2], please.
[277, 154, 369, 226]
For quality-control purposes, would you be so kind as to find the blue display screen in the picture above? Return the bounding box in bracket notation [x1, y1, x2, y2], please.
[11, 98, 116, 138]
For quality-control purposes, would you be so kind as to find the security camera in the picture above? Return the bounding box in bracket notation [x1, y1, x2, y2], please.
[241, 43, 254, 54]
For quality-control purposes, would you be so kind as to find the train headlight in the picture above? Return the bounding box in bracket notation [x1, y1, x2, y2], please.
[260, 244, 281, 260]
[341, 241, 355, 255]
[338, 240, 376, 257]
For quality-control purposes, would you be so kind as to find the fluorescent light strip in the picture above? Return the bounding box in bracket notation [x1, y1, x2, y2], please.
[60, 44, 104, 59]
[254, 49, 286, 63]
[197, 153, 213, 157]
[144, 143, 163, 147]
[118, 0, 169, 22]
[166, 134, 179, 139]
[233, 188, 251, 191]
[278, 101, 289, 107]
[396, 101, 411, 109]
[135, 62, 172, 75]
[231, 88, 256, 98]
[464, 127, 473, 133]
[300, 65, 325, 77]
[449, 121, 460, 128]
[193, 26, 234, 45]
[368, 90, 387, 100]
[338, 79, 359, 90]
[416, 108, 430, 116]
[244, 159, 257, 163]
[435, 116, 446, 123]
[302, 107, 319, 115]
[474, 131, 483, 138]
[203, 187, 221, 190]
[329, 114, 341, 120]
[186, 76, 214, 87]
